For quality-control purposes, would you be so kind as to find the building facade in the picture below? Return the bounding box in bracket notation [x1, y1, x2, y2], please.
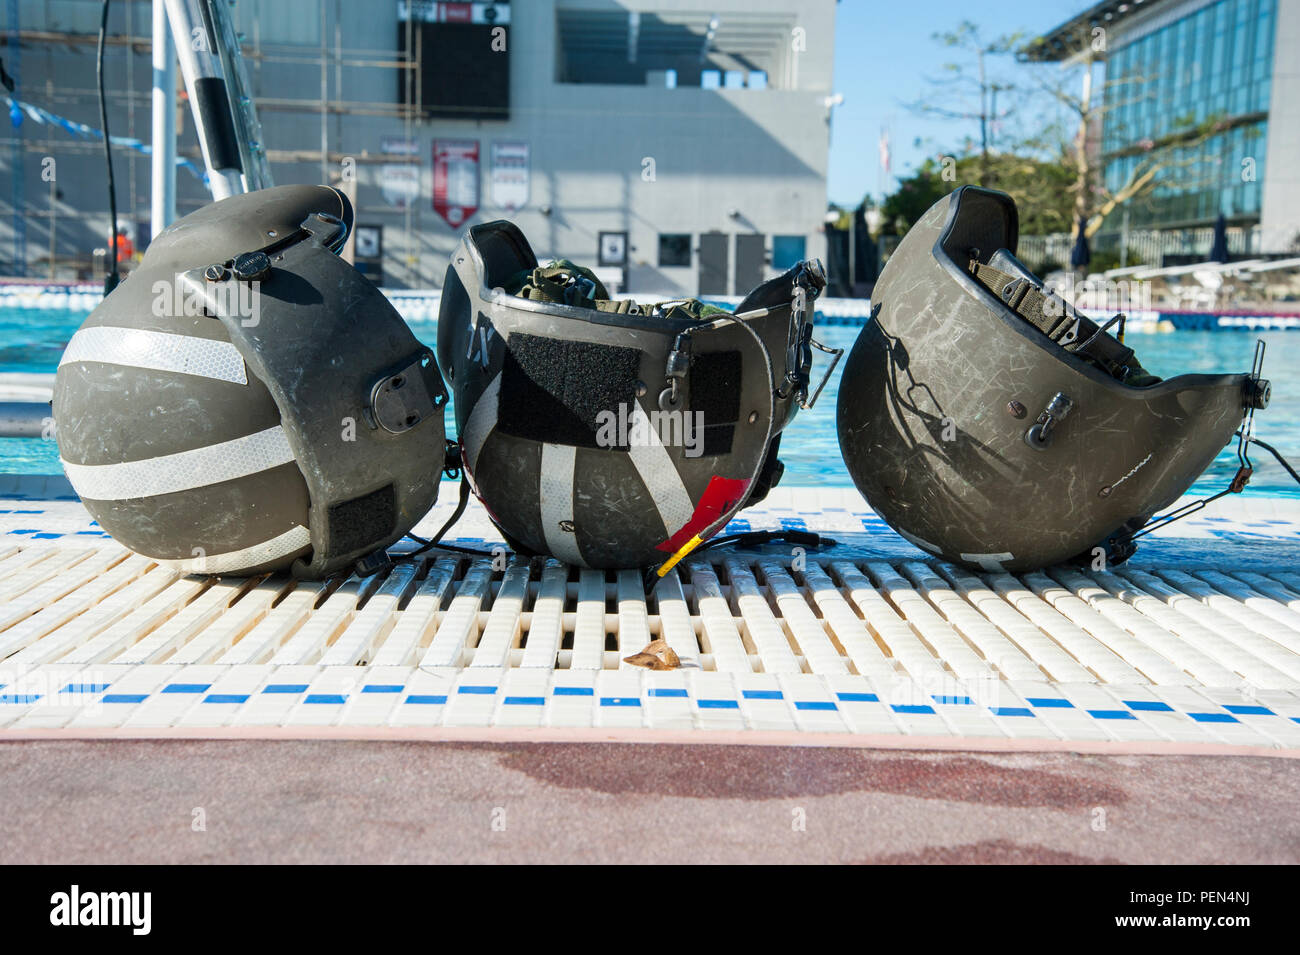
[1, 0, 837, 294]
[1033, 0, 1300, 251]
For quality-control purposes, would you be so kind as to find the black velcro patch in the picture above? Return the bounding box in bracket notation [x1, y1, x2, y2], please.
[688, 350, 742, 456]
[497, 333, 640, 448]
[327, 483, 395, 556]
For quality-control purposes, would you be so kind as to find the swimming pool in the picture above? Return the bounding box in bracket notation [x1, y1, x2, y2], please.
[2, 303, 1298, 497]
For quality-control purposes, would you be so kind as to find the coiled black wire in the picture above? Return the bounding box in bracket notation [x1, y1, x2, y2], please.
[97, 0, 120, 295]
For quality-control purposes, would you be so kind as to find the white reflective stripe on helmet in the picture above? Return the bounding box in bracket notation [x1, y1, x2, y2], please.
[62, 425, 296, 501]
[959, 551, 1015, 572]
[460, 372, 501, 473]
[156, 524, 311, 574]
[539, 442, 584, 566]
[626, 402, 696, 537]
[59, 326, 248, 384]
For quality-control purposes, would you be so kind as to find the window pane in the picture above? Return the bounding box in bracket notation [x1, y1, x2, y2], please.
[659, 234, 692, 267]
[771, 235, 806, 271]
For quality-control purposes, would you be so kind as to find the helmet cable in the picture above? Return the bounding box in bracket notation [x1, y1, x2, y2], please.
[97, 0, 121, 295]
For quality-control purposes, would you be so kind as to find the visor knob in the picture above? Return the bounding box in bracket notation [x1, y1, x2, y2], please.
[231, 251, 272, 283]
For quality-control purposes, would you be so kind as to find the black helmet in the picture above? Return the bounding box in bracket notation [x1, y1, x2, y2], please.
[54, 185, 448, 577]
[837, 186, 1269, 572]
[437, 220, 827, 569]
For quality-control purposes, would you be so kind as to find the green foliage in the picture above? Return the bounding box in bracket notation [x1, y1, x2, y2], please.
[877, 152, 1075, 237]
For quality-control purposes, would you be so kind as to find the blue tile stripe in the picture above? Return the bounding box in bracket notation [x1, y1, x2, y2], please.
[1088, 709, 1137, 720]
[1189, 712, 1240, 723]
[6, 660, 1299, 735]
[1124, 700, 1175, 712]
[1225, 704, 1274, 716]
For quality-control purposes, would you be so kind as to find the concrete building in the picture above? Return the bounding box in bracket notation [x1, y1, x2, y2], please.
[0, 0, 837, 293]
[1030, 0, 1300, 252]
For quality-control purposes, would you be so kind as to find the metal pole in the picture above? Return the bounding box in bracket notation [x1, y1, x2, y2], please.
[8, 0, 26, 277]
[1120, 207, 1130, 269]
[320, 3, 328, 185]
[151, 0, 177, 236]
[48, 172, 56, 279]
[848, 211, 856, 296]
[163, 0, 243, 200]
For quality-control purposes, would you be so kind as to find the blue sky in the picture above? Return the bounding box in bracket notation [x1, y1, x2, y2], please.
[829, 0, 1089, 206]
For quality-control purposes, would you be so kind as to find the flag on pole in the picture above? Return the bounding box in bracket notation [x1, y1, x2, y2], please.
[878, 128, 891, 176]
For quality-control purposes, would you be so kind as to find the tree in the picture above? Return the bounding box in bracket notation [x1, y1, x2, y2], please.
[904, 21, 1026, 185]
[879, 153, 1074, 237]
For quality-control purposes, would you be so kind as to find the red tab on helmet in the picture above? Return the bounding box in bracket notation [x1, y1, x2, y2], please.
[656, 475, 751, 553]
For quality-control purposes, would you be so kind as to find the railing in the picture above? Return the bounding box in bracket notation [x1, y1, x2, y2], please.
[1016, 225, 1300, 273]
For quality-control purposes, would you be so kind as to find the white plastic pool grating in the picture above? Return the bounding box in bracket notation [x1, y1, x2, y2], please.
[2, 483, 1300, 754]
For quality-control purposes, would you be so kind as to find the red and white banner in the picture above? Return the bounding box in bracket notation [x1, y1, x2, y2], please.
[433, 139, 480, 228]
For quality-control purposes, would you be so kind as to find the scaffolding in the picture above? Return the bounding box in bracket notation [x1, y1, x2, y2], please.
[0, 0, 425, 283]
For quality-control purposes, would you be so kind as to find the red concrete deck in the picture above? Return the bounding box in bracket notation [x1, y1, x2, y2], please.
[1, 739, 1297, 863]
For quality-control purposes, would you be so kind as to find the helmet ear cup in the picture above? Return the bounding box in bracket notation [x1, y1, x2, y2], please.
[53, 185, 446, 578]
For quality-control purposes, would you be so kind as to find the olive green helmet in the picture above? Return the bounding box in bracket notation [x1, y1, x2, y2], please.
[837, 186, 1269, 572]
[54, 185, 447, 577]
[438, 220, 826, 569]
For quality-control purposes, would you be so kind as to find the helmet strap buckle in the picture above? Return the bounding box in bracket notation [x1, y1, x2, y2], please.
[661, 332, 692, 409]
[1024, 391, 1074, 451]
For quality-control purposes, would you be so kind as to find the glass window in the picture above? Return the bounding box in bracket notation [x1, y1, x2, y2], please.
[658, 234, 691, 268]
[771, 235, 806, 271]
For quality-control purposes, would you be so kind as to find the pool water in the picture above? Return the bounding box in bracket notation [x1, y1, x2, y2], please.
[2, 305, 1298, 498]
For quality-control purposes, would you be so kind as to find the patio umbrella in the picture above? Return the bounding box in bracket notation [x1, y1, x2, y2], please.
[1209, 212, 1229, 263]
[1070, 216, 1091, 269]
